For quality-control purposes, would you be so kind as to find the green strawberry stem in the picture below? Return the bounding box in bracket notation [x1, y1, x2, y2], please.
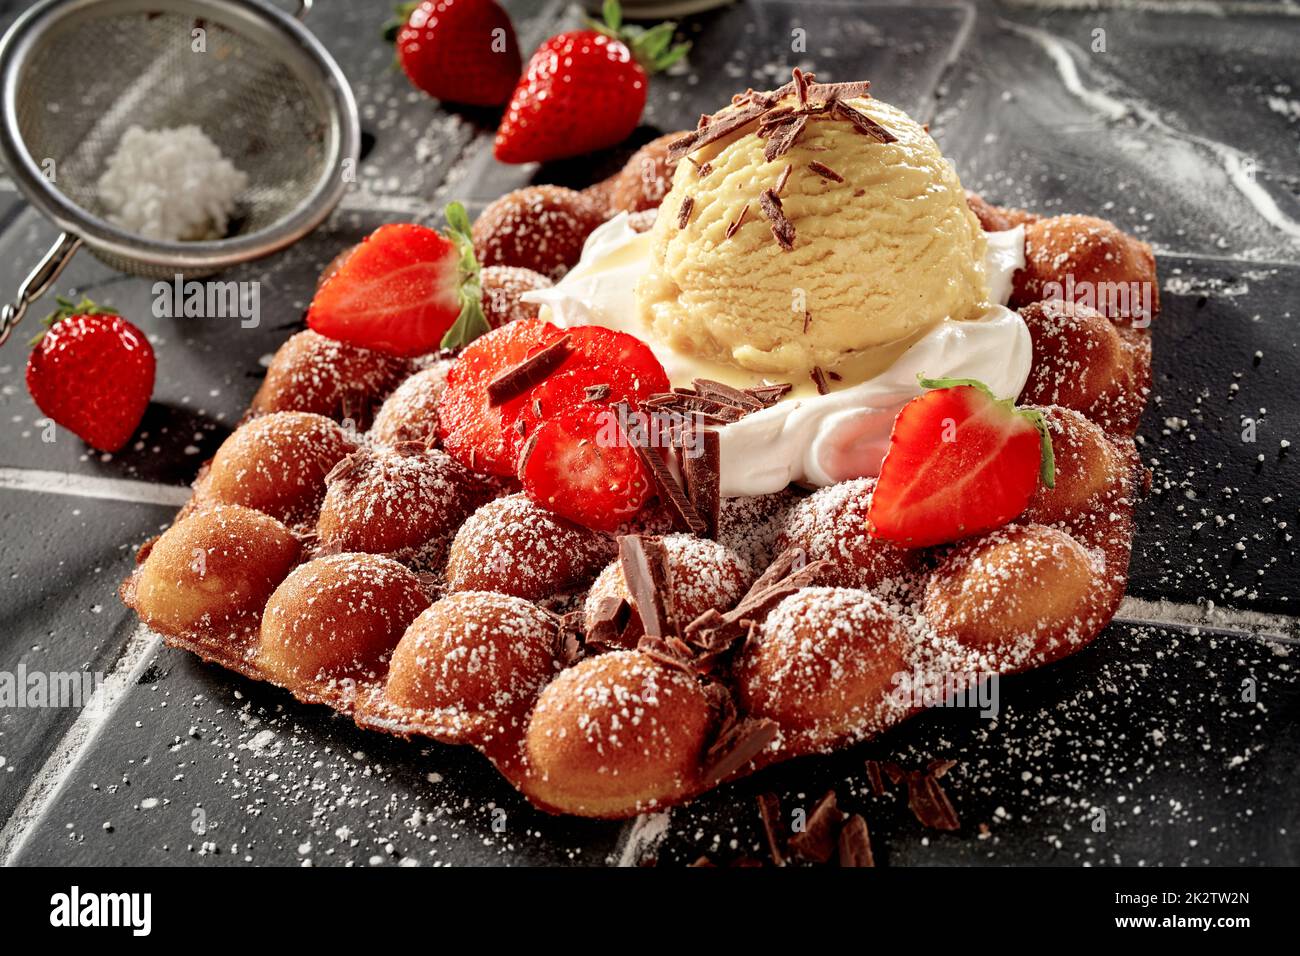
[917, 374, 1056, 489]
[30, 295, 118, 347]
[382, 2, 419, 43]
[439, 201, 492, 350]
[591, 0, 691, 74]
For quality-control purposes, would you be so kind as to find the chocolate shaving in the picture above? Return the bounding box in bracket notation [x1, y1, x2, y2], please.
[809, 79, 871, 101]
[694, 378, 763, 411]
[618, 535, 676, 640]
[586, 594, 633, 649]
[837, 815, 875, 867]
[865, 759, 886, 797]
[724, 204, 750, 240]
[788, 791, 844, 864]
[640, 399, 737, 427]
[515, 431, 539, 475]
[637, 633, 697, 674]
[684, 548, 830, 653]
[583, 383, 611, 402]
[746, 382, 793, 405]
[832, 100, 897, 143]
[802, 310, 812, 333]
[325, 450, 365, 484]
[676, 195, 694, 229]
[869, 759, 962, 831]
[762, 114, 807, 162]
[682, 425, 720, 539]
[553, 612, 585, 666]
[929, 758, 957, 779]
[755, 105, 795, 131]
[811, 366, 831, 395]
[792, 67, 813, 107]
[759, 188, 795, 250]
[391, 440, 431, 458]
[881, 761, 906, 786]
[807, 160, 844, 182]
[756, 793, 787, 867]
[618, 405, 709, 535]
[908, 773, 961, 831]
[487, 334, 572, 406]
[698, 162, 713, 178]
[702, 716, 778, 785]
[668, 100, 770, 160]
[775, 163, 793, 196]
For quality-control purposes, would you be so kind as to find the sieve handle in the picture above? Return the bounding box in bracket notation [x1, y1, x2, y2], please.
[0, 233, 82, 349]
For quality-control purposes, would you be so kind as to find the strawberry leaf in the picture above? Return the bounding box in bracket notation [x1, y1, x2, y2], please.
[603, 0, 622, 34]
[31, 295, 118, 347]
[440, 201, 491, 350]
[589, 0, 690, 75]
[1017, 407, 1057, 489]
[382, 2, 419, 43]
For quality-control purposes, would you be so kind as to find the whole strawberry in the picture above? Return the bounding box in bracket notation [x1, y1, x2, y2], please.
[26, 297, 155, 453]
[390, 0, 521, 107]
[494, 0, 689, 164]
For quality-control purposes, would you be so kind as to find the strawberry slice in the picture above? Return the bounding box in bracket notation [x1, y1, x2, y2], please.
[519, 361, 634, 432]
[437, 318, 562, 475]
[307, 204, 491, 358]
[868, 377, 1055, 549]
[525, 325, 670, 398]
[519, 402, 651, 532]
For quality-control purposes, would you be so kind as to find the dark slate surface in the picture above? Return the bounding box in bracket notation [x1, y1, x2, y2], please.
[1, 0, 1298, 866]
[1129, 258, 1298, 613]
[654, 620, 1300, 867]
[933, 3, 1300, 261]
[0, 489, 174, 825]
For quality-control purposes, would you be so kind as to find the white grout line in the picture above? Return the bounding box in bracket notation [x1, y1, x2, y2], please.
[1, 466, 1295, 641]
[0, 625, 164, 865]
[0, 467, 190, 507]
[1115, 596, 1299, 641]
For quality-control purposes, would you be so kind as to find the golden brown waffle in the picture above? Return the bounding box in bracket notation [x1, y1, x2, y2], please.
[121, 196, 1155, 819]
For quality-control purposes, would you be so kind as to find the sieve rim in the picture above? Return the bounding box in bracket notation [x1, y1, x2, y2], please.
[0, 0, 360, 273]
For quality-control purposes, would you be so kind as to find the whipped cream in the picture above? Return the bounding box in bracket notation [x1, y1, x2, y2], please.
[525, 215, 1030, 497]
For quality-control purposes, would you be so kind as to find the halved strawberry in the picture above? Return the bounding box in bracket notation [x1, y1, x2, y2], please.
[519, 361, 631, 432]
[524, 325, 670, 397]
[519, 402, 651, 532]
[867, 377, 1055, 549]
[437, 317, 562, 474]
[307, 203, 490, 358]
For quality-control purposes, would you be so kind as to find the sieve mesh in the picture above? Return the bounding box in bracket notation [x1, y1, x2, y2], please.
[15, 6, 330, 249]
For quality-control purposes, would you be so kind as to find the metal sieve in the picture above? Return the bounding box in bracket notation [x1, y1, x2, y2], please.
[0, 0, 359, 345]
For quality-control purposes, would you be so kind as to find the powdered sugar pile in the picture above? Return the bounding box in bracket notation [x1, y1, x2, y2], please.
[97, 125, 248, 242]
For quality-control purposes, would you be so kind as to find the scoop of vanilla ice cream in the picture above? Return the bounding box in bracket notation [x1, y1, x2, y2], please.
[635, 96, 990, 381]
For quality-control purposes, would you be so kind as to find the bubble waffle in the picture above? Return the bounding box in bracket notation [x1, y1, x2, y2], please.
[121, 184, 1154, 820]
